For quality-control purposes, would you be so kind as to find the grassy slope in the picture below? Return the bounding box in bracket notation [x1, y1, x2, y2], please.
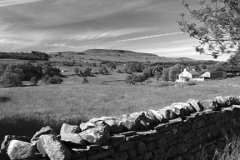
[50, 49, 195, 63]
[1, 77, 240, 142]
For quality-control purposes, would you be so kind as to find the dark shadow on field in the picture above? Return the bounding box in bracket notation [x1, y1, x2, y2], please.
[0, 113, 89, 144]
[0, 96, 11, 103]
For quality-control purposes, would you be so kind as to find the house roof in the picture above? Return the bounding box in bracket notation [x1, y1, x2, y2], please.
[187, 70, 200, 75]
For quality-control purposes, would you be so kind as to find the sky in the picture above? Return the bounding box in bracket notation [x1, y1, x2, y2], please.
[0, 0, 230, 61]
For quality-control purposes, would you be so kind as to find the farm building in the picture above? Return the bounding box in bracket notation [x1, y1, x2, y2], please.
[224, 67, 240, 77]
[200, 68, 227, 80]
[178, 68, 201, 82]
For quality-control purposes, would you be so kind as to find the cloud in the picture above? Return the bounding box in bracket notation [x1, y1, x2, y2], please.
[109, 32, 183, 43]
[0, 0, 43, 7]
[63, 28, 152, 41]
[0, 38, 32, 45]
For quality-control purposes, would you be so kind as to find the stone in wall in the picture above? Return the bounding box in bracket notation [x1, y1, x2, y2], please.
[158, 108, 177, 120]
[79, 125, 110, 145]
[0, 135, 30, 155]
[60, 123, 81, 134]
[119, 112, 144, 131]
[80, 117, 123, 134]
[31, 126, 56, 144]
[37, 134, 71, 160]
[187, 99, 204, 112]
[7, 140, 36, 160]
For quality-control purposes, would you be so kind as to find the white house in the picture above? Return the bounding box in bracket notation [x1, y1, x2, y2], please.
[178, 68, 202, 82]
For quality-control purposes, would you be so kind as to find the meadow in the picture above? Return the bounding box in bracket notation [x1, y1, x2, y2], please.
[1, 77, 240, 143]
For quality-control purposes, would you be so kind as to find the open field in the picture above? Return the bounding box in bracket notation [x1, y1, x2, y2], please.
[1, 77, 240, 143]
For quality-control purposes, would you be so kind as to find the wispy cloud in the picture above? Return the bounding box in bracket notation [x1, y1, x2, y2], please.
[63, 28, 152, 41]
[0, 0, 43, 7]
[0, 38, 32, 45]
[109, 32, 183, 43]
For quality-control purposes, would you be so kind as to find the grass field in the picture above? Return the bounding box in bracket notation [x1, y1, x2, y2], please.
[1, 77, 240, 143]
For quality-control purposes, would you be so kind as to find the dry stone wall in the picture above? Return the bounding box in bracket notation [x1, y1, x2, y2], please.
[1, 96, 240, 160]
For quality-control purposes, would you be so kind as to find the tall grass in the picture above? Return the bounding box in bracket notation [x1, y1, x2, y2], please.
[198, 136, 240, 160]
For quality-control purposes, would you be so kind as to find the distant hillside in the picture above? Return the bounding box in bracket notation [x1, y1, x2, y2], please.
[49, 49, 196, 63]
[83, 49, 158, 57]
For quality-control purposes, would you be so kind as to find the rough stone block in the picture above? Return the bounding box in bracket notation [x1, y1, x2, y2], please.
[144, 152, 153, 160]
[61, 133, 86, 147]
[127, 148, 137, 159]
[31, 126, 56, 143]
[117, 141, 135, 151]
[7, 140, 36, 160]
[37, 134, 71, 160]
[112, 151, 128, 160]
[136, 142, 147, 154]
[88, 148, 114, 160]
[1, 135, 30, 155]
[110, 134, 125, 146]
[79, 125, 110, 145]
[60, 123, 81, 134]
[147, 141, 156, 151]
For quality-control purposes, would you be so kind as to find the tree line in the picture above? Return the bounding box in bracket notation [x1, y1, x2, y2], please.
[0, 51, 49, 61]
[0, 63, 62, 87]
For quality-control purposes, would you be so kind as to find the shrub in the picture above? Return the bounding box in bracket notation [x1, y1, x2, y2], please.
[169, 64, 184, 82]
[161, 68, 170, 81]
[30, 76, 38, 85]
[186, 82, 196, 86]
[125, 74, 146, 84]
[74, 68, 80, 75]
[100, 81, 108, 85]
[47, 76, 63, 84]
[158, 82, 174, 87]
[99, 66, 108, 75]
[82, 77, 89, 84]
[82, 67, 92, 76]
[0, 72, 22, 87]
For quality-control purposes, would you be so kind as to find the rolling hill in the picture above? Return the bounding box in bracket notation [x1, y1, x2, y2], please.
[49, 49, 196, 63]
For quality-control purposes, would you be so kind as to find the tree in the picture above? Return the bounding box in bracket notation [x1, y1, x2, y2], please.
[99, 66, 108, 75]
[125, 74, 146, 84]
[169, 64, 184, 82]
[179, 0, 240, 58]
[228, 52, 240, 68]
[74, 68, 80, 75]
[30, 77, 38, 85]
[0, 72, 22, 87]
[161, 68, 170, 81]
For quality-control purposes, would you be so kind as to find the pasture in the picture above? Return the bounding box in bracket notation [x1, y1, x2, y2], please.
[1, 77, 240, 143]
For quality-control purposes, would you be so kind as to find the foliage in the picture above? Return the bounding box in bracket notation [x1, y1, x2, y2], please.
[44, 75, 63, 85]
[0, 51, 49, 60]
[107, 62, 117, 70]
[228, 52, 240, 68]
[0, 71, 22, 87]
[158, 82, 175, 87]
[99, 66, 109, 75]
[125, 74, 147, 84]
[9, 63, 42, 81]
[179, 0, 240, 58]
[81, 67, 92, 76]
[82, 77, 89, 84]
[169, 64, 184, 82]
[42, 65, 61, 77]
[143, 65, 163, 79]
[161, 68, 170, 81]
[74, 68, 80, 75]
[186, 82, 196, 86]
[30, 77, 38, 85]
[125, 62, 146, 73]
